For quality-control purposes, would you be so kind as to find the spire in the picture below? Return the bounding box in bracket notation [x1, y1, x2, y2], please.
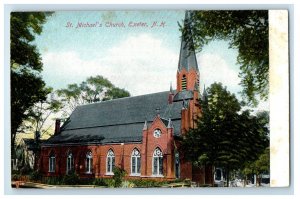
[143, 120, 148, 130]
[178, 10, 199, 72]
[168, 82, 174, 104]
[167, 118, 173, 128]
[169, 82, 173, 93]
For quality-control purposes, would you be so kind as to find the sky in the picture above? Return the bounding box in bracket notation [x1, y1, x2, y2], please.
[34, 11, 268, 111]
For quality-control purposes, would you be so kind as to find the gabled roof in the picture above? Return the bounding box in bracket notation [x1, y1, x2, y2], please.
[44, 91, 184, 146]
[178, 11, 199, 72]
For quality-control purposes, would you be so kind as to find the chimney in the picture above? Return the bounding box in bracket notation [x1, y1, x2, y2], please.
[54, 119, 61, 135]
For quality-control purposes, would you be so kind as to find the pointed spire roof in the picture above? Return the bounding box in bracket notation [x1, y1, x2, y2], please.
[169, 82, 174, 94]
[167, 118, 173, 128]
[143, 120, 148, 130]
[178, 11, 199, 72]
[201, 85, 208, 102]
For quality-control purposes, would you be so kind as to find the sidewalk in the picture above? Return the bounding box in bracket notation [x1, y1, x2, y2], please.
[11, 181, 101, 189]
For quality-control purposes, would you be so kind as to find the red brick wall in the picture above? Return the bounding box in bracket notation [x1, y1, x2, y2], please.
[176, 68, 199, 93]
[40, 143, 147, 178]
[141, 116, 175, 179]
[40, 116, 176, 180]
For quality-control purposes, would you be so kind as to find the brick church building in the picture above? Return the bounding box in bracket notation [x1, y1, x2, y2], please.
[39, 12, 212, 184]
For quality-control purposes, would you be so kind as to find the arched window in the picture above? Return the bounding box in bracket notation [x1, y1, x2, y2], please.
[66, 151, 74, 174]
[182, 75, 187, 90]
[106, 149, 115, 174]
[152, 148, 163, 176]
[85, 151, 93, 174]
[131, 148, 141, 175]
[49, 152, 55, 173]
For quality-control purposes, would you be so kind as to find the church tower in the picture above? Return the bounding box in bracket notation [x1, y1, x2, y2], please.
[173, 11, 201, 134]
[176, 11, 200, 93]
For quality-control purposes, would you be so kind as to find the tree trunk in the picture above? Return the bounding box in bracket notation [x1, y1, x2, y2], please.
[226, 168, 230, 187]
[204, 163, 206, 184]
[11, 127, 17, 157]
[212, 166, 215, 187]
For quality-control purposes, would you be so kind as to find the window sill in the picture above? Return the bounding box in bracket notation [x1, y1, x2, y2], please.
[106, 172, 114, 176]
[130, 173, 141, 177]
[85, 172, 93, 174]
[151, 175, 164, 178]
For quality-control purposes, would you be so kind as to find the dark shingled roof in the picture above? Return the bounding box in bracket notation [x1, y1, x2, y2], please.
[173, 90, 194, 102]
[44, 91, 185, 146]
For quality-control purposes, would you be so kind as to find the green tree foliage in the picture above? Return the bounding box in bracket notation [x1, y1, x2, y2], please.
[243, 147, 270, 186]
[182, 11, 268, 105]
[26, 91, 63, 136]
[181, 83, 269, 186]
[112, 166, 126, 187]
[57, 75, 130, 117]
[10, 12, 52, 156]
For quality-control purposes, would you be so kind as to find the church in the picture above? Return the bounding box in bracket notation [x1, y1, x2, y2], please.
[39, 12, 212, 185]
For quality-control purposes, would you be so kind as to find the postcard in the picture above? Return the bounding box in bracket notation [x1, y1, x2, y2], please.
[8, 10, 289, 191]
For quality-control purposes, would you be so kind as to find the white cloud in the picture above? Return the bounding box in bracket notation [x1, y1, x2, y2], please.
[197, 53, 241, 95]
[42, 34, 178, 96]
[42, 34, 268, 113]
[197, 53, 269, 112]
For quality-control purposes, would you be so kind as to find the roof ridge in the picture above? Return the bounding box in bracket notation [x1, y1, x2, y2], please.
[76, 90, 170, 108]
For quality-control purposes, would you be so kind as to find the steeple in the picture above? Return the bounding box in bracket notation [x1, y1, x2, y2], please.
[169, 82, 173, 93]
[143, 120, 148, 130]
[167, 118, 173, 128]
[201, 85, 208, 102]
[176, 10, 200, 93]
[168, 82, 174, 104]
[178, 11, 199, 72]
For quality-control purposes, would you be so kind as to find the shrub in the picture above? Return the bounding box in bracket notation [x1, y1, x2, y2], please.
[20, 165, 32, 175]
[79, 177, 94, 185]
[121, 180, 135, 188]
[93, 178, 108, 186]
[29, 170, 42, 182]
[11, 174, 21, 181]
[63, 172, 80, 185]
[129, 179, 166, 188]
[45, 176, 64, 185]
[105, 178, 115, 188]
[183, 178, 191, 186]
[112, 167, 126, 187]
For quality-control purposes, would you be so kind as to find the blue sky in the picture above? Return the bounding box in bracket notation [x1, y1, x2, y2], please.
[34, 11, 268, 111]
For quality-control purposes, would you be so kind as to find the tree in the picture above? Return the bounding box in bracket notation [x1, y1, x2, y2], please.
[26, 90, 63, 137]
[10, 12, 52, 157]
[15, 91, 62, 170]
[182, 11, 268, 105]
[57, 75, 130, 118]
[242, 146, 270, 186]
[181, 83, 269, 186]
